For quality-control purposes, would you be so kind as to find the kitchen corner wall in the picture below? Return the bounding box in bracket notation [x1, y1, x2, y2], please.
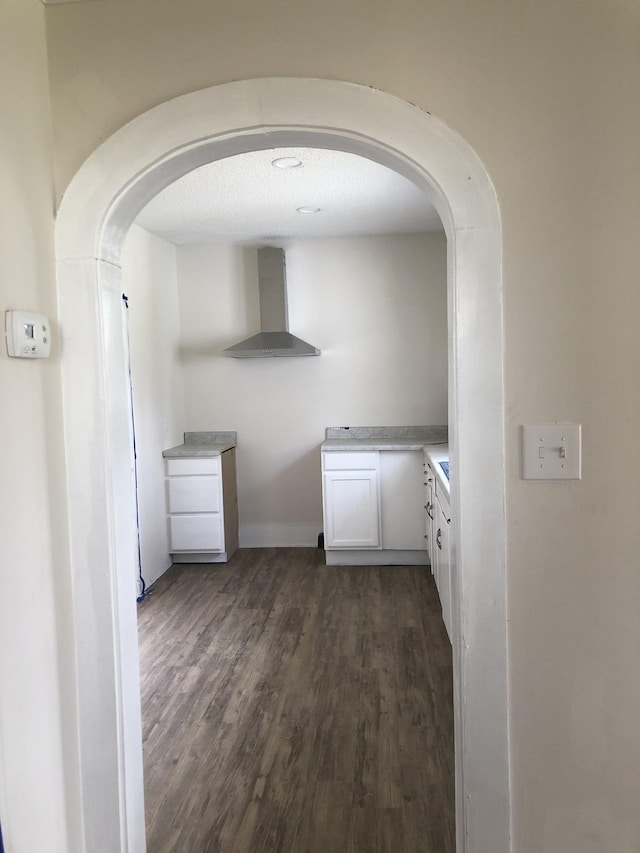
[176, 233, 447, 546]
[121, 225, 186, 587]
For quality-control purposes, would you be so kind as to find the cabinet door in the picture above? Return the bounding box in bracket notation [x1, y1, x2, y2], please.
[169, 514, 222, 552]
[322, 470, 380, 548]
[424, 464, 436, 566]
[380, 451, 428, 551]
[436, 499, 452, 643]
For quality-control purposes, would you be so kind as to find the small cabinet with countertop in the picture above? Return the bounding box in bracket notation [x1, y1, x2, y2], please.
[163, 431, 239, 563]
[321, 425, 448, 567]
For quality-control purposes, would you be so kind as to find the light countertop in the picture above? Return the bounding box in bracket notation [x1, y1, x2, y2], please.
[162, 431, 237, 458]
[322, 437, 443, 452]
[321, 425, 450, 495]
[321, 424, 447, 453]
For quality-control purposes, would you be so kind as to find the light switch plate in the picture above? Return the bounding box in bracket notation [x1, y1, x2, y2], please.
[521, 423, 582, 480]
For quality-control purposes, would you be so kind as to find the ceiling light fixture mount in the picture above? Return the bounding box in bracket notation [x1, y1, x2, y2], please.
[296, 206, 322, 214]
[272, 157, 303, 169]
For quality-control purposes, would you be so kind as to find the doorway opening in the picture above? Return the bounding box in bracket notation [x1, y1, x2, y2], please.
[126, 143, 452, 847]
[55, 78, 508, 853]
[123, 144, 448, 581]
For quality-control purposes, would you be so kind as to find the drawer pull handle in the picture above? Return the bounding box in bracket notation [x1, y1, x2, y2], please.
[436, 528, 442, 550]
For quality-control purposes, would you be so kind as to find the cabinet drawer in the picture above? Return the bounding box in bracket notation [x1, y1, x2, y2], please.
[322, 451, 379, 471]
[169, 514, 222, 552]
[167, 475, 221, 513]
[165, 457, 220, 476]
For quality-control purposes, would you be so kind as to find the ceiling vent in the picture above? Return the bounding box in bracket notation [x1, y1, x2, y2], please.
[223, 248, 320, 358]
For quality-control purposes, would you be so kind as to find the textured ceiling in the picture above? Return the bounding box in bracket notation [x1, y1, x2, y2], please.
[136, 147, 444, 244]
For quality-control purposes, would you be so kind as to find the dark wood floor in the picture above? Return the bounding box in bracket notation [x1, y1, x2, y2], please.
[137, 548, 454, 853]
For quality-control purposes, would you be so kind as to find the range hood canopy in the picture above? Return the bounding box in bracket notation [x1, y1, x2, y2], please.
[223, 247, 320, 358]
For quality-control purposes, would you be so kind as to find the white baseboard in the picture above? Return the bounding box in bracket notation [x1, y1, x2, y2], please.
[325, 549, 429, 566]
[171, 551, 232, 563]
[239, 523, 322, 548]
[141, 557, 173, 589]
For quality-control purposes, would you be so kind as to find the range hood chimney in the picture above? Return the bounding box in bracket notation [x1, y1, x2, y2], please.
[223, 247, 320, 358]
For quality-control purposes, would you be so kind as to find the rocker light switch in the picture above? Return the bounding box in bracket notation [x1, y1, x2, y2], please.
[521, 423, 581, 480]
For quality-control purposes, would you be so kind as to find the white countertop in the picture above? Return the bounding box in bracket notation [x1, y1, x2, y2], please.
[163, 441, 235, 458]
[321, 438, 444, 452]
[321, 427, 450, 497]
[162, 430, 237, 458]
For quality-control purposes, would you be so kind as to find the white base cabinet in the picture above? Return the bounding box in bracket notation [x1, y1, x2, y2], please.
[423, 450, 453, 645]
[165, 449, 239, 563]
[322, 449, 427, 565]
[435, 488, 452, 641]
[423, 460, 436, 570]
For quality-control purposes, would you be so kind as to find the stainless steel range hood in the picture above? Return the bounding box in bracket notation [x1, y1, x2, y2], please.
[223, 247, 320, 358]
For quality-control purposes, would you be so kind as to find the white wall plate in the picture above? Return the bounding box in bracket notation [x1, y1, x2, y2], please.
[5, 311, 51, 359]
[521, 423, 582, 480]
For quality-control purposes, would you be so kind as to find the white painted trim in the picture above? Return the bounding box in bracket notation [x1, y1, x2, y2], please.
[240, 523, 321, 548]
[325, 550, 429, 566]
[171, 551, 234, 563]
[55, 78, 509, 853]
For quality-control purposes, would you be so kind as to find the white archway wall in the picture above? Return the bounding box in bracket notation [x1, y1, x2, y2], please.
[56, 79, 508, 852]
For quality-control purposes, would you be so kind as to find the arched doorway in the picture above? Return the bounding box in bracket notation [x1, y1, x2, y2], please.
[56, 78, 509, 852]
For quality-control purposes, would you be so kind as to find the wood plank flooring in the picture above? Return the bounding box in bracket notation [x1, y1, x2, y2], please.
[137, 548, 454, 853]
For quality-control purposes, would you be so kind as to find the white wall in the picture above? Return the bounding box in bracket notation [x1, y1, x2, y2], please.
[35, 1, 640, 849]
[0, 2, 71, 850]
[177, 233, 447, 545]
[121, 224, 186, 587]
